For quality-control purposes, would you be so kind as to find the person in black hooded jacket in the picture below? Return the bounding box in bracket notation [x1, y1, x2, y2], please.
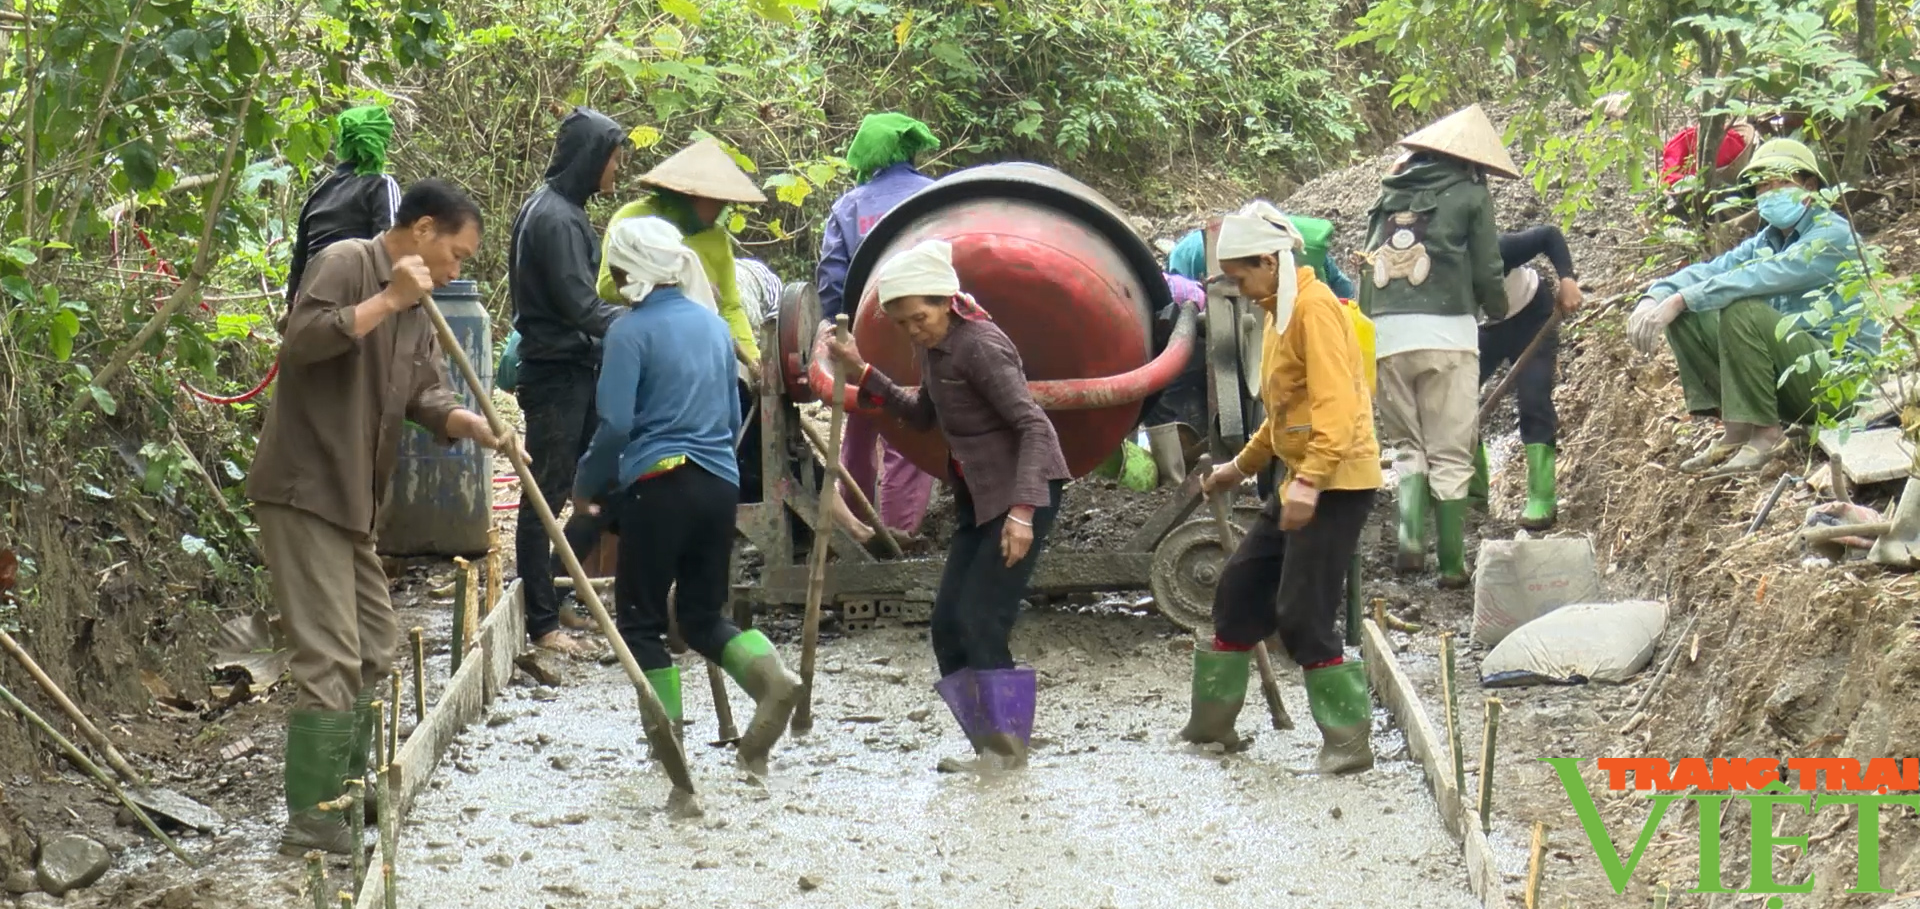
[507, 107, 630, 655]
[285, 105, 402, 309]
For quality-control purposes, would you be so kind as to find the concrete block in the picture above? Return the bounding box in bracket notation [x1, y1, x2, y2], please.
[1819, 426, 1915, 485]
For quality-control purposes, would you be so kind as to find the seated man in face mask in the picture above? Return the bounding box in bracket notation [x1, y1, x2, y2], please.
[1627, 139, 1880, 478]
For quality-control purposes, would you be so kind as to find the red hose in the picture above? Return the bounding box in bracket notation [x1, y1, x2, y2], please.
[112, 220, 278, 404]
[807, 300, 1199, 412]
[181, 362, 278, 405]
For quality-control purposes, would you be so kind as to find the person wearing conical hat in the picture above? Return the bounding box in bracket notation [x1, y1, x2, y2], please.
[596, 138, 766, 367]
[1182, 203, 1382, 775]
[1627, 139, 1878, 477]
[286, 105, 403, 310]
[819, 114, 942, 545]
[1357, 104, 1512, 589]
[595, 139, 769, 515]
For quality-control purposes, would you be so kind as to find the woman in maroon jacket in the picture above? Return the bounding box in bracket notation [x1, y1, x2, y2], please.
[825, 239, 1071, 772]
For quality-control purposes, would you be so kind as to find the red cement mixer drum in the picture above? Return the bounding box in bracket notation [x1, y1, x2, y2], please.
[814, 164, 1187, 478]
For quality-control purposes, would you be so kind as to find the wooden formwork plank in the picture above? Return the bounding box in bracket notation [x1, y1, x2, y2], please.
[1361, 619, 1508, 909]
[356, 580, 523, 909]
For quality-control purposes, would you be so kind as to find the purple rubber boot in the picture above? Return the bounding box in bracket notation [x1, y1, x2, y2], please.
[933, 669, 985, 748]
[974, 666, 1036, 768]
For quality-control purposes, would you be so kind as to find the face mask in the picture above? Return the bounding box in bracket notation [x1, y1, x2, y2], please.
[1756, 187, 1810, 230]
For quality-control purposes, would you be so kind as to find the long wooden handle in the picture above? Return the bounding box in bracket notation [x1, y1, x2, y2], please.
[796, 417, 903, 559]
[417, 295, 695, 794]
[0, 629, 145, 785]
[793, 315, 851, 733]
[1475, 307, 1564, 427]
[1203, 489, 1294, 731]
[707, 662, 739, 743]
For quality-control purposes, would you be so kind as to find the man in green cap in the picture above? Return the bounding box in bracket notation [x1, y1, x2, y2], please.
[286, 105, 402, 308]
[817, 113, 941, 541]
[1627, 138, 1878, 477]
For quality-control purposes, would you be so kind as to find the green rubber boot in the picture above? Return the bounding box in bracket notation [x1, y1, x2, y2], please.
[644, 667, 684, 759]
[1519, 443, 1558, 530]
[1303, 661, 1373, 775]
[1178, 643, 1251, 750]
[1435, 498, 1470, 589]
[1395, 472, 1430, 574]
[279, 709, 357, 856]
[347, 687, 379, 825]
[1467, 444, 1490, 513]
[722, 630, 801, 774]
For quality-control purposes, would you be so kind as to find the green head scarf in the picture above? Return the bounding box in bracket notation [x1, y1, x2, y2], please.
[335, 106, 395, 176]
[845, 113, 939, 184]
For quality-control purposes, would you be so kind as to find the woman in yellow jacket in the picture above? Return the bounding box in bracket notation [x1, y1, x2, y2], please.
[1180, 202, 1383, 775]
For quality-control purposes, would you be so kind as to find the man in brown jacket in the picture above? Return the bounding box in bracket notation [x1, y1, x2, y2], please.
[248, 178, 513, 855]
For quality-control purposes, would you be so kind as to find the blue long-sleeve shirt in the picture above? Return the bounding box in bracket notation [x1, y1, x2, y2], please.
[574, 286, 742, 499]
[1167, 228, 1356, 298]
[816, 162, 935, 319]
[1646, 204, 1879, 353]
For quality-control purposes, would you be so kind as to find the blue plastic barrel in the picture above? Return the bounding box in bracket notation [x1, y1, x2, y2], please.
[377, 280, 493, 558]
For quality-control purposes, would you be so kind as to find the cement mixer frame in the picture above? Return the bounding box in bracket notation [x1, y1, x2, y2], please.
[731, 164, 1316, 635]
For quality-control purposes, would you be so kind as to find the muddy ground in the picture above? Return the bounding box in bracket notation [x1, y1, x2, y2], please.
[393, 611, 1478, 909]
[0, 569, 467, 909]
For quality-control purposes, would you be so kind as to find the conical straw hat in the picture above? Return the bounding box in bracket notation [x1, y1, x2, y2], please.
[1398, 105, 1521, 179]
[639, 138, 767, 204]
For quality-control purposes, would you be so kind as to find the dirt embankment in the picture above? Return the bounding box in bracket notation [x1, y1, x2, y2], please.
[1274, 106, 1920, 906]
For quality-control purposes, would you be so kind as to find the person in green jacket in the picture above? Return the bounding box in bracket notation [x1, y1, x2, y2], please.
[1357, 105, 1514, 588]
[596, 138, 766, 367]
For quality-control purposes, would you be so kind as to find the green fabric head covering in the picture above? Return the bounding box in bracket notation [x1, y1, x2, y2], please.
[845, 113, 939, 184]
[335, 106, 394, 176]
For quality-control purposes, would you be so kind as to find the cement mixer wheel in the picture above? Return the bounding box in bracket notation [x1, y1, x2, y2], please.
[1149, 518, 1235, 635]
[776, 280, 822, 403]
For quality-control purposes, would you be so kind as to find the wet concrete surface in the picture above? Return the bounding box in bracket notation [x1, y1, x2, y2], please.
[395, 611, 1478, 908]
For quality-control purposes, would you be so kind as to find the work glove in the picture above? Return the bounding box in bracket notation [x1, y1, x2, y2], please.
[1627, 294, 1684, 355]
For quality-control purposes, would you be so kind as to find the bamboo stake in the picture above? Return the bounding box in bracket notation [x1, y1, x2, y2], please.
[306, 851, 327, 909]
[387, 670, 401, 764]
[485, 527, 503, 615]
[378, 766, 398, 909]
[409, 628, 426, 725]
[1202, 477, 1292, 730]
[1441, 632, 1464, 796]
[0, 628, 144, 784]
[1478, 697, 1503, 834]
[0, 682, 194, 864]
[1524, 821, 1547, 909]
[794, 315, 851, 734]
[418, 292, 695, 793]
[370, 700, 386, 781]
[1618, 613, 1699, 735]
[346, 779, 366, 891]
[450, 557, 470, 673]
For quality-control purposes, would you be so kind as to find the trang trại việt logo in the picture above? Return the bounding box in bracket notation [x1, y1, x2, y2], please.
[1543, 757, 1920, 905]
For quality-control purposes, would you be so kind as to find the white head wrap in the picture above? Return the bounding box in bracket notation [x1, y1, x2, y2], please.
[1215, 200, 1301, 332]
[875, 239, 961, 303]
[604, 216, 717, 312]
